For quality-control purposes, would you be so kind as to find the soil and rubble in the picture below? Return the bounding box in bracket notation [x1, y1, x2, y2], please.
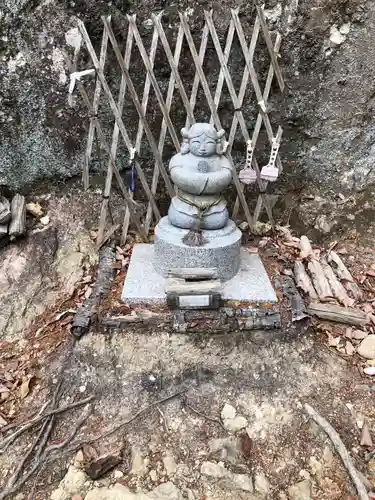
[0, 186, 375, 500]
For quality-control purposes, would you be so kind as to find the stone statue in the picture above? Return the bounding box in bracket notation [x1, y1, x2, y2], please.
[153, 123, 242, 281]
[168, 124, 233, 243]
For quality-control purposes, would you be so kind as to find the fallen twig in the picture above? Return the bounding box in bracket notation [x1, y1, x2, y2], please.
[0, 395, 94, 453]
[7, 418, 49, 489]
[183, 399, 225, 430]
[2, 399, 51, 433]
[307, 302, 367, 326]
[304, 403, 368, 500]
[46, 406, 92, 453]
[0, 406, 91, 500]
[60, 389, 187, 454]
[157, 406, 168, 433]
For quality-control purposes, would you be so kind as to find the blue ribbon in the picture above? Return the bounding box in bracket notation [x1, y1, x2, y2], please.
[129, 159, 136, 193]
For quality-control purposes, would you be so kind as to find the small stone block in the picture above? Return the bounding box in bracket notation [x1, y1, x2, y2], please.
[167, 292, 221, 310]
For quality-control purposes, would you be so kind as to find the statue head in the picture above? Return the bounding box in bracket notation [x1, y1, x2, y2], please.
[180, 123, 225, 157]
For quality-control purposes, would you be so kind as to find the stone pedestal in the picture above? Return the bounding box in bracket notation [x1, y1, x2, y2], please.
[122, 243, 278, 317]
[153, 216, 242, 282]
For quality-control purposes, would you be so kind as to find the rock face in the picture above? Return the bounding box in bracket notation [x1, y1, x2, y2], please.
[1, 0, 375, 229]
[0, 194, 98, 340]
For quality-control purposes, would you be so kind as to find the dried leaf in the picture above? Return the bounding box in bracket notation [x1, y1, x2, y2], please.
[352, 330, 368, 340]
[81, 275, 93, 284]
[109, 262, 122, 269]
[84, 287, 92, 299]
[345, 328, 353, 339]
[367, 271, 375, 278]
[258, 238, 270, 248]
[360, 422, 373, 447]
[6, 361, 18, 372]
[345, 341, 355, 355]
[364, 304, 374, 314]
[356, 413, 365, 429]
[60, 315, 74, 326]
[116, 246, 125, 255]
[283, 241, 300, 248]
[19, 375, 34, 399]
[0, 384, 9, 393]
[239, 430, 253, 460]
[326, 332, 341, 347]
[246, 247, 258, 254]
[0, 391, 10, 402]
[0, 415, 7, 428]
[82, 443, 99, 462]
[3, 372, 14, 382]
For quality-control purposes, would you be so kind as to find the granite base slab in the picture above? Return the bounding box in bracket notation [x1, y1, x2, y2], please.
[122, 244, 277, 307]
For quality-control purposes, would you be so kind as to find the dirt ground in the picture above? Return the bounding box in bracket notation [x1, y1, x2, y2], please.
[1, 184, 375, 500]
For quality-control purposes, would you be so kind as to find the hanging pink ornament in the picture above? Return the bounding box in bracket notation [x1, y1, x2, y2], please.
[260, 137, 280, 182]
[239, 140, 257, 185]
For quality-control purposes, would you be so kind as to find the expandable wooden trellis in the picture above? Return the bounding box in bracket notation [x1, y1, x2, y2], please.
[73, 7, 285, 246]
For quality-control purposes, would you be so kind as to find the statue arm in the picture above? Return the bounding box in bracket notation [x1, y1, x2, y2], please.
[205, 169, 233, 193]
[169, 154, 183, 172]
[170, 168, 210, 195]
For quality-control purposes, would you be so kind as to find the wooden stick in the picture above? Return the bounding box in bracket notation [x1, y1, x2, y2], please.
[0, 396, 94, 453]
[97, 224, 120, 249]
[85, 389, 186, 444]
[307, 303, 368, 326]
[308, 260, 332, 299]
[183, 399, 225, 430]
[122, 17, 160, 243]
[294, 261, 318, 299]
[345, 281, 364, 301]
[83, 20, 109, 190]
[327, 251, 354, 282]
[321, 258, 354, 307]
[63, 51, 147, 241]
[96, 18, 175, 199]
[304, 404, 368, 500]
[178, 11, 254, 229]
[0, 196, 11, 224]
[97, 19, 134, 245]
[299, 235, 313, 260]
[8, 194, 26, 238]
[255, 5, 285, 92]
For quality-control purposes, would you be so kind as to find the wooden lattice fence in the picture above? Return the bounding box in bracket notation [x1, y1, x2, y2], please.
[68, 7, 285, 246]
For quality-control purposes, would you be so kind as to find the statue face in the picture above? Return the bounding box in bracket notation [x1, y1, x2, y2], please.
[189, 134, 216, 157]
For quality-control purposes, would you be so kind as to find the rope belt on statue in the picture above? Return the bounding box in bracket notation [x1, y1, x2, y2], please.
[177, 191, 225, 247]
